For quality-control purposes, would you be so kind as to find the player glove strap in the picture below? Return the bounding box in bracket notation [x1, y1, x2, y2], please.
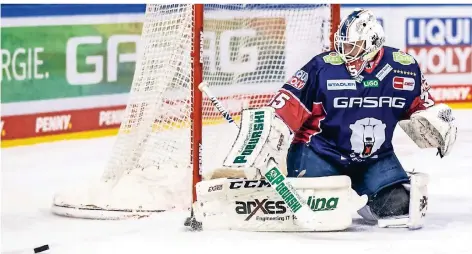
[399, 103, 457, 158]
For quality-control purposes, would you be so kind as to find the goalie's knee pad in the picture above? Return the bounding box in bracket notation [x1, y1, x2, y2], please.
[357, 183, 409, 223]
[369, 183, 409, 218]
[357, 171, 429, 229]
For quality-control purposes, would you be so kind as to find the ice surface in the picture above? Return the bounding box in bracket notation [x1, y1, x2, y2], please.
[2, 110, 472, 254]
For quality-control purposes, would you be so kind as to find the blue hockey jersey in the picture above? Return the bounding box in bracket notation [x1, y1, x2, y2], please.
[270, 46, 435, 166]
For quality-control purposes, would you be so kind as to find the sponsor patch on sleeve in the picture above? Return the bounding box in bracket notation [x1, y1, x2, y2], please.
[393, 76, 415, 91]
[286, 69, 308, 89]
[420, 73, 431, 93]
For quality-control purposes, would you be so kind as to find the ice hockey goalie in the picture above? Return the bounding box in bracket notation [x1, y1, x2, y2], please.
[193, 9, 457, 232]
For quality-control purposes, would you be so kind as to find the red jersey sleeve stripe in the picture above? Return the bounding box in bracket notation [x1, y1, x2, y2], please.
[273, 89, 311, 132]
[404, 92, 436, 119]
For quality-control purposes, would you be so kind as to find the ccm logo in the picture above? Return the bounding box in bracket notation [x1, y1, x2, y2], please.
[229, 179, 271, 189]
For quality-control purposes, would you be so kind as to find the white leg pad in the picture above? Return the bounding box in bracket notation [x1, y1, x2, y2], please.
[193, 176, 366, 232]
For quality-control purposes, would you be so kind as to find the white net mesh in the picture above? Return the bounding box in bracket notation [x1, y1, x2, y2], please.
[52, 4, 333, 219]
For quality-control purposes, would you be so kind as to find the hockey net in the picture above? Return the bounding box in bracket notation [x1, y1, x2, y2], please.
[52, 4, 340, 219]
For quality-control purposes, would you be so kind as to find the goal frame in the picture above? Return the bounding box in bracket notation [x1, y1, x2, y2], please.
[50, 4, 343, 221]
[190, 4, 341, 204]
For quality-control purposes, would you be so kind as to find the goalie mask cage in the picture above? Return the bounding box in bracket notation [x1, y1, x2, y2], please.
[51, 4, 340, 219]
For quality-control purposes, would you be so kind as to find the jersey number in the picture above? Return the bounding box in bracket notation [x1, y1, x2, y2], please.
[348, 65, 357, 76]
[421, 92, 434, 108]
[269, 92, 290, 109]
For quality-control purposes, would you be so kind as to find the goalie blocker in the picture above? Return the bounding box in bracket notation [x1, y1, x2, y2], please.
[203, 107, 291, 181]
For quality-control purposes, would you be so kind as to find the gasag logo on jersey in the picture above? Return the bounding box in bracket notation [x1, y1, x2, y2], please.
[334, 97, 406, 108]
[393, 51, 415, 65]
[286, 69, 308, 89]
[406, 17, 471, 74]
[375, 63, 393, 81]
[393, 76, 415, 91]
[327, 80, 356, 90]
[323, 52, 344, 65]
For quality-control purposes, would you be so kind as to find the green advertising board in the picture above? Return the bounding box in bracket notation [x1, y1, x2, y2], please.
[1, 22, 142, 103]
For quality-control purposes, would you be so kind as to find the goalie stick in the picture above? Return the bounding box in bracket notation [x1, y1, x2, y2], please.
[198, 82, 240, 128]
[198, 81, 328, 230]
[185, 82, 240, 230]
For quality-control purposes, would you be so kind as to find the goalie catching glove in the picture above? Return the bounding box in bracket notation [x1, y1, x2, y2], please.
[205, 107, 291, 180]
[399, 103, 457, 158]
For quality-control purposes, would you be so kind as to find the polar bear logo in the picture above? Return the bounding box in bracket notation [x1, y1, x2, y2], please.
[349, 118, 386, 158]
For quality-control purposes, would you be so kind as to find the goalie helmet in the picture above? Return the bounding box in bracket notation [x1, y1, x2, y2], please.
[334, 9, 385, 77]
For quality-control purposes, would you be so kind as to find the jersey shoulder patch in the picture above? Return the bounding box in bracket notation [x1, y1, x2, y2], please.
[383, 47, 421, 78]
[321, 51, 344, 65]
[286, 69, 309, 90]
[392, 50, 416, 66]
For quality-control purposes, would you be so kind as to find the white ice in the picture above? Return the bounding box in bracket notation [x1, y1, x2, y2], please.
[2, 110, 472, 254]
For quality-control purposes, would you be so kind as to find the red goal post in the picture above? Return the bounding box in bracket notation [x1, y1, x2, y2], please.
[51, 4, 341, 220]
